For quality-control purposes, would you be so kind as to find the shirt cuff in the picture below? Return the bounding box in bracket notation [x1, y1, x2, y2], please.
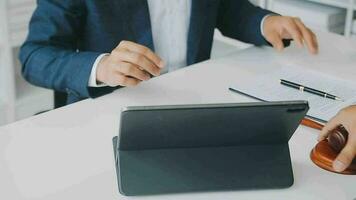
[260, 14, 273, 38]
[88, 53, 109, 87]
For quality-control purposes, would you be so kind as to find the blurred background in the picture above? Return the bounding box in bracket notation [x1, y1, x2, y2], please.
[0, 0, 355, 126]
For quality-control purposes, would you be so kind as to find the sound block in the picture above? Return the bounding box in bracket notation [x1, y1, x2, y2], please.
[310, 126, 356, 175]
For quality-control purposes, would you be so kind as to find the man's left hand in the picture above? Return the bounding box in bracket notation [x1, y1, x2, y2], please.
[263, 15, 318, 54]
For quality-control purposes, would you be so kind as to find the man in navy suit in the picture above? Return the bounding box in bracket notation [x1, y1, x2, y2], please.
[19, 0, 318, 105]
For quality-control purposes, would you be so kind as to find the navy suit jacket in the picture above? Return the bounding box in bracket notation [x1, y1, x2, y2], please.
[19, 0, 273, 104]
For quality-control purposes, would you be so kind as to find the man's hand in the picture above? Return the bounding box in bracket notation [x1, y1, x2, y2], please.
[319, 105, 356, 172]
[263, 16, 318, 54]
[96, 41, 164, 87]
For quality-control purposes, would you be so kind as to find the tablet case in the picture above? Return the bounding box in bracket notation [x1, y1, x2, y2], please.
[112, 101, 309, 196]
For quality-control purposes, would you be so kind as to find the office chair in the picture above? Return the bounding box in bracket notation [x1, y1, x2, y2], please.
[54, 91, 67, 109]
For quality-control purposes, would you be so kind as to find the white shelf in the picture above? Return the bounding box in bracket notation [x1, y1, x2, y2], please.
[0, 0, 16, 125]
[8, 0, 36, 47]
[0, 0, 52, 126]
[250, 0, 267, 7]
[306, 0, 352, 8]
[268, 0, 355, 37]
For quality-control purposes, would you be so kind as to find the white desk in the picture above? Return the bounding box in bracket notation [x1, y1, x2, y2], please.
[0, 32, 355, 200]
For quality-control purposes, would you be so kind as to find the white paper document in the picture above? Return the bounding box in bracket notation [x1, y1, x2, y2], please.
[231, 67, 356, 122]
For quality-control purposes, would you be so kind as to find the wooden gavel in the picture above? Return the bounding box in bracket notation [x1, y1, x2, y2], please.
[302, 118, 356, 174]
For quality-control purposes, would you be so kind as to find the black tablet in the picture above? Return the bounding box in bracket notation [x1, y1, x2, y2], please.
[113, 101, 309, 196]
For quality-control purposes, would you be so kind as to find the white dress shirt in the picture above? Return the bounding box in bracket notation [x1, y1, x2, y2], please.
[88, 1, 269, 87]
[148, 0, 191, 73]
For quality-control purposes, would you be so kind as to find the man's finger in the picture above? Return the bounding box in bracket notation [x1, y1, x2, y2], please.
[114, 73, 141, 87]
[114, 50, 161, 76]
[294, 19, 318, 54]
[267, 32, 285, 51]
[333, 140, 356, 172]
[118, 40, 164, 68]
[118, 62, 151, 81]
[319, 115, 341, 141]
[283, 19, 303, 48]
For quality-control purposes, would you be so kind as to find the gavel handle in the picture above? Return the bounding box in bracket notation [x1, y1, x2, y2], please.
[301, 118, 324, 130]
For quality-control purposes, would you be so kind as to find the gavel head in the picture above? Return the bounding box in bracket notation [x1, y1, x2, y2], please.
[327, 125, 348, 153]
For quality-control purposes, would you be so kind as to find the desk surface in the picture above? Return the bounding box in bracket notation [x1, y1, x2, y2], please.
[1, 32, 355, 200]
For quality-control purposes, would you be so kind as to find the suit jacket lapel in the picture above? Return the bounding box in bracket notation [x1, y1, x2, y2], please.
[187, 0, 209, 65]
[122, 0, 154, 50]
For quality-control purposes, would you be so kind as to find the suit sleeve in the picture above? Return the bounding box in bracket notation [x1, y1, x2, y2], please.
[19, 0, 114, 99]
[216, 0, 274, 46]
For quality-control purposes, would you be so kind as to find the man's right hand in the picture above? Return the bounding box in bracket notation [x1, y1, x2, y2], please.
[96, 41, 165, 87]
[319, 105, 356, 172]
